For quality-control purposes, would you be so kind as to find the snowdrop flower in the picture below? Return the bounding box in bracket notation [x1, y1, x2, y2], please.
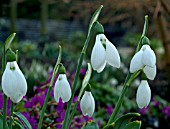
[54, 74, 71, 103]
[91, 34, 120, 73]
[130, 45, 156, 80]
[136, 80, 151, 108]
[2, 61, 27, 103]
[80, 91, 95, 117]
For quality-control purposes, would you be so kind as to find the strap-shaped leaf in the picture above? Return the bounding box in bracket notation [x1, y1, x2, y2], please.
[13, 112, 32, 129]
[124, 121, 141, 129]
[83, 122, 99, 129]
[13, 120, 25, 129]
[88, 5, 103, 36]
[5, 33, 16, 52]
[0, 114, 9, 129]
[113, 113, 140, 129]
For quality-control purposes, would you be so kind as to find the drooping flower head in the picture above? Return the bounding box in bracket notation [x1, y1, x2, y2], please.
[91, 34, 120, 73]
[2, 61, 27, 103]
[130, 44, 156, 80]
[136, 80, 151, 108]
[54, 65, 71, 103]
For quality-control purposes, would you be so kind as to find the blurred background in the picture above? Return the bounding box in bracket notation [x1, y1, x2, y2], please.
[0, 0, 170, 129]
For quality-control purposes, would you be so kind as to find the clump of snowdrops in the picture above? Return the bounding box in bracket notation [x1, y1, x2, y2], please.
[1, 5, 156, 129]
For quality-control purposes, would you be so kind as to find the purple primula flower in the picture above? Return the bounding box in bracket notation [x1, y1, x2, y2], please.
[22, 112, 37, 129]
[80, 68, 86, 75]
[56, 123, 62, 129]
[139, 106, 150, 115]
[0, 93, 4, 109]
[83, 115, 93, 122]
[162, 106, 170, 117]
[106, 105, 113, 115]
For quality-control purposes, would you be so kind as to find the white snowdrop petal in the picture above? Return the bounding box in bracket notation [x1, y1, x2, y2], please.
[96, 61, 106, 73]
[91, 35, 106, 72]
[54, 81, 60, 103]
[130, 50, 144, 73]
[80, 91, 95, 117]
[2, 61, 27, 103]
[60, 79, 71, 103]
[143, 65, 156, 80]
[136, 80, 151, 108]
[106, 40, 120, 68]
[142, 45, 156, 67]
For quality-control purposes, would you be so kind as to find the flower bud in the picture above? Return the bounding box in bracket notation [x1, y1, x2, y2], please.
[2, 61, 27, 103]
[80, 91, 95, 117]
[136, 80, 151, 108]
[54, 74, 71, 103]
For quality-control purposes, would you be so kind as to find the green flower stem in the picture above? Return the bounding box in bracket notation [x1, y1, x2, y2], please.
[62, 32, 92, 129]
[106, 71, 141, 125]
[38, 46, 62, 129]
[9, 102, 14, 129]
[2, 47, 7, 129]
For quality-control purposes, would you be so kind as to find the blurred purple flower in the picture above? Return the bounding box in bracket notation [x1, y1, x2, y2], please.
[80, 68, 86, 75]
[107, 105, 113, 115]
[22, 112, 37, 129]
[0, 93, 4, 109]
[162, 106, 170, 117]
[139, 106, 149, 115]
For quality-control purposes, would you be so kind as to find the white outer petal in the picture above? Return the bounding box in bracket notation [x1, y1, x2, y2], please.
[91, 35, 106, 72]
[80, 91, 95, 117]
[106, 40, 120, 68]
[142, 45, 156, 67]
[97, 61, 106, 73]
[136, 80, 151, 108]
[130, 50, 144, 73]
[2, 61, 27, 103]
[54, 74, 71, 103]
[143, 65, 156, 80]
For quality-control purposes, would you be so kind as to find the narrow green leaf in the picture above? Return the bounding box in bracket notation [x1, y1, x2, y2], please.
[88, 5, 103, 36]
[124, 121, 141, 129]
[13, 120, 25, 129]
[5, 33, 16, 52]
[0, 114, 9, 129]
[83, 122, 99, 129]
[13, 112, 32, 129]
[113, 113, 140, 129]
